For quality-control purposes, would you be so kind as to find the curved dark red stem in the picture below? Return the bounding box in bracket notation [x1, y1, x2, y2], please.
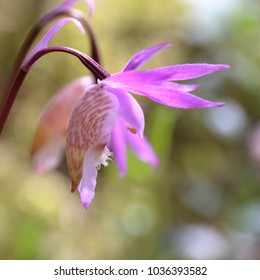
[0, 46, 109, 135]
[22, 46, 108, 78]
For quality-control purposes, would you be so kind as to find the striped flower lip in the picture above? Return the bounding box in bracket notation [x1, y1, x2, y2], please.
[64, 43, 229, 209]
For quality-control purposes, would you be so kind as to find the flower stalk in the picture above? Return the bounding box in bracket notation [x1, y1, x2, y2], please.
[0, 46, 108, 135]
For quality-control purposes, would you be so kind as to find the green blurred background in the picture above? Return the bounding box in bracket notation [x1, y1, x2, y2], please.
[0, 0, 260, 259]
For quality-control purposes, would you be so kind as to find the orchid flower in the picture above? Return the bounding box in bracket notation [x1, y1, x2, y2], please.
[64, 43, 229, 209]
[1, 0, 230, 210]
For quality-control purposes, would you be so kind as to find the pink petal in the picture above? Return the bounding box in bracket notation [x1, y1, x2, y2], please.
[77, 148, 97, 209]
[115, 83, 224, 109]
[85, 0, 95, 17]
[104, 64, 229, 89]
[157, 81, 200, 92]
[110, 120, 128, 178]
[58, 0, 95, 17]
[126, 131, 159, 168]
[105, 87, 145, 137]
[123, 43, 171, 72]
[139, 64, 230, 81]
[58, 0, 80, 9]
[104, 70, 170, 88]
[109, 118, 159, 177]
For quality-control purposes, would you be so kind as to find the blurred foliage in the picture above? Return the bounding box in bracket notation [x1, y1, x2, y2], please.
[0, 0, 260, 260]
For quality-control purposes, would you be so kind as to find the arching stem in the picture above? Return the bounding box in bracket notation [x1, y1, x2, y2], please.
[0, 46, 109, 135]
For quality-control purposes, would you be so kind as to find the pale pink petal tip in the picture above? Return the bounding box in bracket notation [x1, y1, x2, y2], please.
[77, 150, 97, 209]
[58, 0, 95, 17]
[78, 147, 113, 209]
[86, 0, 95, 17]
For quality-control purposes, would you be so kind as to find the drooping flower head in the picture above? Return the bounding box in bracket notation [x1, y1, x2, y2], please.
[65, 43, 229, 209]
[1, 0, 230, 210]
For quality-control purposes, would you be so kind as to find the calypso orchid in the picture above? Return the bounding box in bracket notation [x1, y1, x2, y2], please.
[0, 0, 230, 210]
